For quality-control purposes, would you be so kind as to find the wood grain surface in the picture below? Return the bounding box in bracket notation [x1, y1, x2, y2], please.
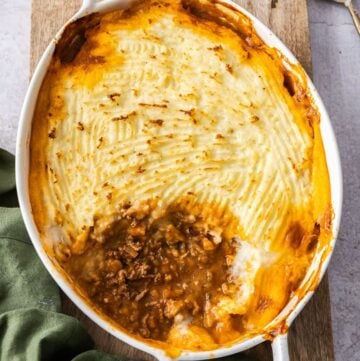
[30, 1, 335, 360]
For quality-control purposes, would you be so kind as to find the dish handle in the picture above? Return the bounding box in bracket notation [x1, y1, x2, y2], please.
[79, 0, 109, 12]
[80, 0, 100, 11]
[79, 0, 135, 13]
[272, 334, 290, 361]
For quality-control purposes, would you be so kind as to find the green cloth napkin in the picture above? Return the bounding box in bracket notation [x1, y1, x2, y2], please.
[0, 148, 255, 361]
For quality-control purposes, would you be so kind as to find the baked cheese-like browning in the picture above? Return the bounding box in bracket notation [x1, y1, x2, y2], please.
[29, 0, 332, 353]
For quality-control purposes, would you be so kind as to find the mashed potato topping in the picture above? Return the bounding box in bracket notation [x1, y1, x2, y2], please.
[29, 0, 332, 353]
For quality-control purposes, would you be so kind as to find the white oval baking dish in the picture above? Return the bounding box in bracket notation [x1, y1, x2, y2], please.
[16, 1, 343, 360]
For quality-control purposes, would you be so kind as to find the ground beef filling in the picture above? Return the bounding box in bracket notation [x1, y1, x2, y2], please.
[64, 202, 236, 341]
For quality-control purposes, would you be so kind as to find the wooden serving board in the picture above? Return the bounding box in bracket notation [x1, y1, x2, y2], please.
[30, 1, 335, 360]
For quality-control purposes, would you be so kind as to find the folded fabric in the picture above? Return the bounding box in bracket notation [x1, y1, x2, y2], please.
[0, 148, 255, 361]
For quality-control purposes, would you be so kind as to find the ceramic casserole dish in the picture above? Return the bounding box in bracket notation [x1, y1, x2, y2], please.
[16, 0, 342, 360]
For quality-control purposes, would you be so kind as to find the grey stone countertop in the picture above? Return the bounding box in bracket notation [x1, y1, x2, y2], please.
[0, 0, 359, 360]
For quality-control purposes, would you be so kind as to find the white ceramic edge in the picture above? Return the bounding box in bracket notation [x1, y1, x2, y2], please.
[15, 0, 343, 360]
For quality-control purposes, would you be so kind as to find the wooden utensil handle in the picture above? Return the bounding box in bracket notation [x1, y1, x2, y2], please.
[348, 3, 360, 35]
